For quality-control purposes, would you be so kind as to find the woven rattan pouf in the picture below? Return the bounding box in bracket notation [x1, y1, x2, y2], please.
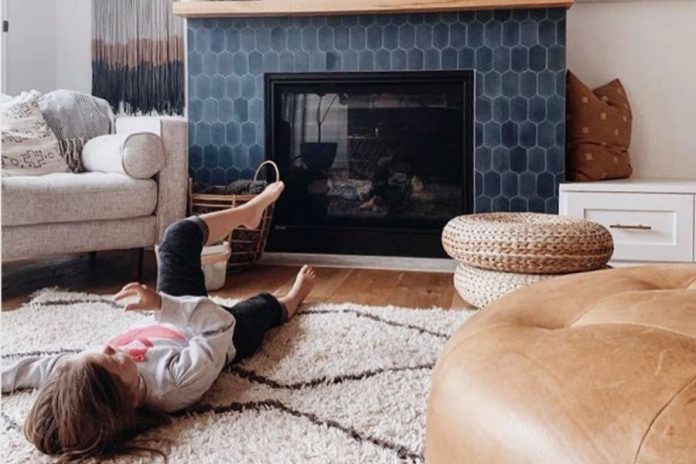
[442, 213, 613, 274]
[443, 212, 614, 307]
[453, 263, 557, 308]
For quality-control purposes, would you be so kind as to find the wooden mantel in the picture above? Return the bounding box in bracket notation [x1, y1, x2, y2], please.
[173, 0, 574, 18]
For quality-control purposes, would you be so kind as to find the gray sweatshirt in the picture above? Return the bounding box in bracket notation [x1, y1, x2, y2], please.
[1, 294, 236, 413]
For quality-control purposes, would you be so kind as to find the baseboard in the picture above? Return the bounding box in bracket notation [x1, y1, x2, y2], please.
[259, 252, 456, 272]
[261, 255, 684, 273]
[608, 260, 693, 267]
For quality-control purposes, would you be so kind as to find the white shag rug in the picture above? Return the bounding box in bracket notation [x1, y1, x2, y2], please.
[1, 289, 474, 463]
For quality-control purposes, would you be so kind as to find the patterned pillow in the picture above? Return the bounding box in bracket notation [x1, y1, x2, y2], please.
[58, 137, 87, 173]
[566, 71, 633, 182]
[1, 91, 69, 176]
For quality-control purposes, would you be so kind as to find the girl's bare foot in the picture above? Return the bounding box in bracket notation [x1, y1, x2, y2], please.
[240, 182, 284, 229]
[278, 265, 317, 319]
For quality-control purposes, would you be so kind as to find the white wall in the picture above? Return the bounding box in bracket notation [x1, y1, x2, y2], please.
[1, 1, 7, 91]
[3, 1, 695, 179]
[5, 0, 57, 94]
[567, 0, 696, 179]
[3, 0, 90, 95]
[55, 0, 91, 93]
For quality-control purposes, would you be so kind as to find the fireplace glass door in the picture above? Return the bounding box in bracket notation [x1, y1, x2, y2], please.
[266, 71, 473, 257]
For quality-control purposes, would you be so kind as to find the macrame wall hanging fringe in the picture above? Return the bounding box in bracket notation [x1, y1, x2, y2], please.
[92, 0, 184, 115]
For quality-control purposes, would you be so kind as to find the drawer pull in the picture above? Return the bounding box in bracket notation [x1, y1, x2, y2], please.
[609, 224, 653, 230]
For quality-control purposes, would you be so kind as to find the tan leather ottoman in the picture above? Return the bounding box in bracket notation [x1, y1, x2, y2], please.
[426, 265, 696, 464]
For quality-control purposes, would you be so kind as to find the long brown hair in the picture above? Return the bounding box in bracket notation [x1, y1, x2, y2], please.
[24, 358, 169, 463]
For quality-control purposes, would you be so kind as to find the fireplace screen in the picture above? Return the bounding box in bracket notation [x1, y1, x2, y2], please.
[266, 71, 473, 256]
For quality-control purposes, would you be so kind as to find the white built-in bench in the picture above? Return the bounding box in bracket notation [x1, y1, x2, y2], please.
[560, 179, 696, 265]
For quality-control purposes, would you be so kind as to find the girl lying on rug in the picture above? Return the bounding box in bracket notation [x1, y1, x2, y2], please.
[1, 182, 318, 462]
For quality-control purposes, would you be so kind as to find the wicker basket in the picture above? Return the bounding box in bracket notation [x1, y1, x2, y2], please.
[191, 160, 280, 272]
[442, 213, 614, 274]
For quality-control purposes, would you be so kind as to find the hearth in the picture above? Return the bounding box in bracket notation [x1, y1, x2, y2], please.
[265, 71, 473, 257]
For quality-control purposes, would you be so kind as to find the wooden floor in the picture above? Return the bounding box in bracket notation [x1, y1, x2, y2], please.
[1, 250, 473, 311]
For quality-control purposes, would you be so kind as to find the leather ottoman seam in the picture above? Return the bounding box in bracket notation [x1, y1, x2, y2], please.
[573, 321, 696, 342]
[634, 375, 696, 464]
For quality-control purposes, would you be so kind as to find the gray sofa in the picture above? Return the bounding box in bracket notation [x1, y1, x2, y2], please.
[1, 117, 188, 277]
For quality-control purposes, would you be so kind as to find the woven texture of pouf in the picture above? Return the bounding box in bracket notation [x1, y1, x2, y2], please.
[454, 263, 557, 308]
[442, 213, 613, 274]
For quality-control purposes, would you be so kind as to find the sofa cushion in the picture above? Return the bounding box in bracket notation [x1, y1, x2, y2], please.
[82, 132, 165, 179]
[2, 172, 158, 226]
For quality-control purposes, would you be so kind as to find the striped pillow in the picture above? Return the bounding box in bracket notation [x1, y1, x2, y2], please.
[39, 90, 113, 140]
[58, 137, 87, 173]
[1, 91, 69, 176]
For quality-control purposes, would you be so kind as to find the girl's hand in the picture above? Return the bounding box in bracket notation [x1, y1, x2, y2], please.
[113, 283, 162, 311]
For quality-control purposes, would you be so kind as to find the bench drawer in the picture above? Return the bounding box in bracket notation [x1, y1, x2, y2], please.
[562, 192, 694, 262]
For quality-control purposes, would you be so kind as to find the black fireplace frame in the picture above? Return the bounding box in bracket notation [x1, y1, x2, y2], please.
[263, 70, 474, 258]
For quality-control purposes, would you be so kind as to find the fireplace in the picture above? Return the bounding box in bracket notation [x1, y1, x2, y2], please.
[184, 8, 568, 258]
[265, 71, 473, 257]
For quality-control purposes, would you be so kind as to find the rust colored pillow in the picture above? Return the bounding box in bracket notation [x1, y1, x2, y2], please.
[566, 71, 633, 181]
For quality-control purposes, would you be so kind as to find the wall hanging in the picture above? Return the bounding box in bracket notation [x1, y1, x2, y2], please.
[92, 0, 184, 115]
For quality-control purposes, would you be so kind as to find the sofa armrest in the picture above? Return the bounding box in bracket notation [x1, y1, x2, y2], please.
[116, 117, 188, 241]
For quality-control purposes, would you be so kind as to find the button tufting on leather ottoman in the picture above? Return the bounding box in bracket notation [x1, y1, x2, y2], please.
[426, 265, 696, 464]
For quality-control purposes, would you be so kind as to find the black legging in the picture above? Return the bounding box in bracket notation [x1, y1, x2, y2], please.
[156, 217, 288, 362]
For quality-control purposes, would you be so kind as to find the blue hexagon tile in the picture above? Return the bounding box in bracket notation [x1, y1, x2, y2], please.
[188, 8, 566, 213]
